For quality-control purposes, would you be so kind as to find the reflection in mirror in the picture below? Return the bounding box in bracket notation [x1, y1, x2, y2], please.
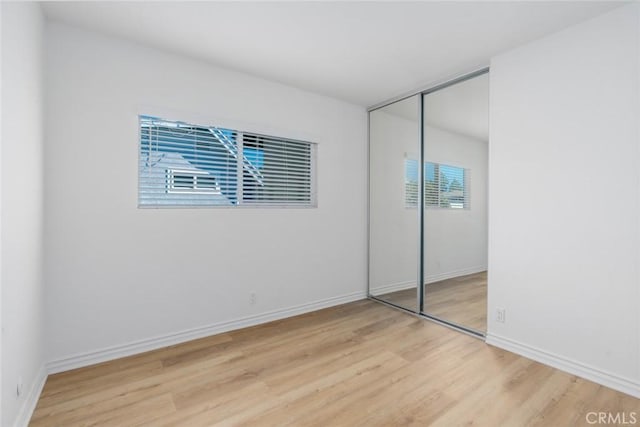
[369, 95, 420, 312]
[422, 72, 489, 333]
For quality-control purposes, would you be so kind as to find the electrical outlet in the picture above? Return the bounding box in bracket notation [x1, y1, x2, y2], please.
[496, 308, 506, 323]
[250, 292, 256, 305]
[16, 377, 23, 398]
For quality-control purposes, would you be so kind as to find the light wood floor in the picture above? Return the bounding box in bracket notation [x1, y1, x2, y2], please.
[31, 300, 638, 426]
[378, 271, 487, 332]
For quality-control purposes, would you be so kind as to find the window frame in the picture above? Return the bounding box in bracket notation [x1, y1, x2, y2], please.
[138, 116, 318, 209]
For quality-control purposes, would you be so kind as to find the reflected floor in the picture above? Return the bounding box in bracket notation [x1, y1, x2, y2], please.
[375, 271, 487, 333]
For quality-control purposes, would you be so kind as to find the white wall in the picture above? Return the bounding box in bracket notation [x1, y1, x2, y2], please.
[44, 22, 367, 367]
[1, 2, 4, 418]
[369, 107, 488, 295]
[487, 4, 640, 397]
[1, 2, 46, 426]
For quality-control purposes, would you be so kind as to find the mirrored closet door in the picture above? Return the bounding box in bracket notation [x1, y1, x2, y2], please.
[368, 70, 488, 335]
[369, 94, 421, 312]
[422, 72, 489, 334]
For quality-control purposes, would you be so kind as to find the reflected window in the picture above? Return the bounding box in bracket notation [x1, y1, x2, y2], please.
[405, 159, 468, 209]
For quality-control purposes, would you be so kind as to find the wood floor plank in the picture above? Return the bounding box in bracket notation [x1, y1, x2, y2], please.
[30, 300, 639, 426]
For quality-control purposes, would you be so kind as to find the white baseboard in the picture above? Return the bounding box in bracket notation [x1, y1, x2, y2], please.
[46, 290, 366, 374]
[425, 265, 487, 284]
[486, 333, 640, 399]
[14, 364, 47, 427]
[370, 280, 416, 295]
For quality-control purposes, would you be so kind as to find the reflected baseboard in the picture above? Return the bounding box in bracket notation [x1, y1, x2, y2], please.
[371, 266, 488, 296]
[370, 280, 416, 296]
[425, 266, 487, 285]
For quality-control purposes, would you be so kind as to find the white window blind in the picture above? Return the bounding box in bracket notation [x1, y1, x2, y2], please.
[405, 159, 469, 209]
[139, 116, 316, 207]
[404, 158, 419, 207]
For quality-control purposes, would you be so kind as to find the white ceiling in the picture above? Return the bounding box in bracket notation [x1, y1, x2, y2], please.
[42, 1, 624, 107]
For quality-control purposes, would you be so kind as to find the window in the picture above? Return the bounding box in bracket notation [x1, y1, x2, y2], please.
[139, 116, 316, 207]
[167, 169, 218, 193]
[405, 159, 468, 209]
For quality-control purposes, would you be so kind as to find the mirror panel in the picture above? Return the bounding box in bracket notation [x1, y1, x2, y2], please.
[368, 95, 420, 312]
[422, 72, 489, 333]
